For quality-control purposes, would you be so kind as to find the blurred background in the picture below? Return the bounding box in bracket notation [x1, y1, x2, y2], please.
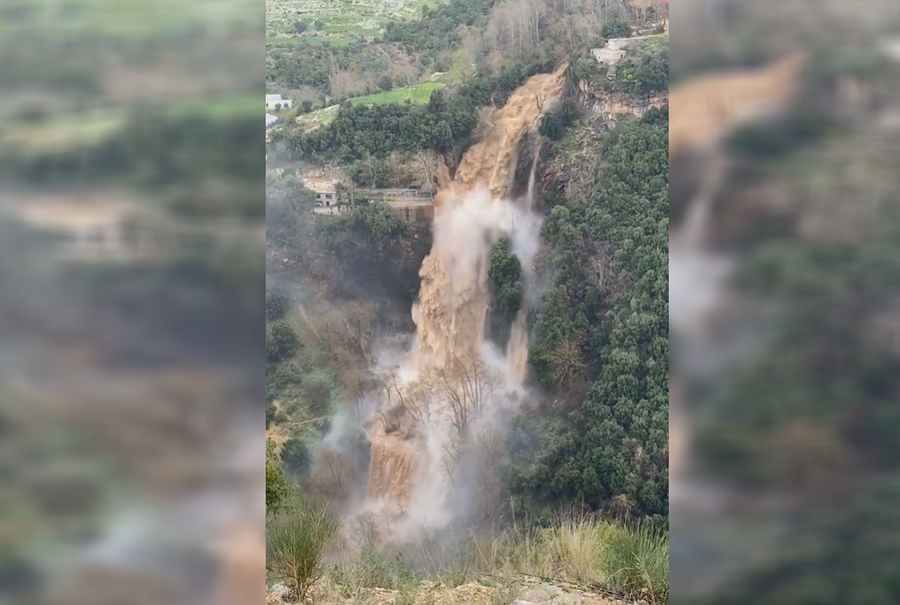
[669, 0, 900, 602]
[0, 2, 263, 604]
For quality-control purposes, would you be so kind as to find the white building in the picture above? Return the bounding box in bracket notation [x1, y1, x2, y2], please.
[265, 94, 292, 111]
[591, 37, 648, 66]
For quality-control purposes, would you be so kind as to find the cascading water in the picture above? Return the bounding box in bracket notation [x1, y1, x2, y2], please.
[505, 137, 544, 385]
[357, 65, 568, 541]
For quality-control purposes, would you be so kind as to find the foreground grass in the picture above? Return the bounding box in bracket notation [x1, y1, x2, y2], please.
[268, 512, 668, 604]
[473, 518, 668, 604]
[267, 493, 341, 601]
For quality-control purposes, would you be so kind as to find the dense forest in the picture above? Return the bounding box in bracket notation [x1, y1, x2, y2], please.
[509, 108, 669, 522]
[686, 124, 900, 603]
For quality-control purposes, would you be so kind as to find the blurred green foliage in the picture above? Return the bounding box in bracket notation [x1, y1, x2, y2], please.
[0, 0, 262, 596]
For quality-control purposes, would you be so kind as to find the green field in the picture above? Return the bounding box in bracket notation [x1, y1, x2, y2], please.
[292, 80, 445, 131]
[349, 81, 445, 105]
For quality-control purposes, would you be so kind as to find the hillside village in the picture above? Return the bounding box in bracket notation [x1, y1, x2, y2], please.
[265, 3, 668, 226]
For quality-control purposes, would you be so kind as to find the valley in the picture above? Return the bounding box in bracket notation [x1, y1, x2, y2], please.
[266, 1, 669, 604]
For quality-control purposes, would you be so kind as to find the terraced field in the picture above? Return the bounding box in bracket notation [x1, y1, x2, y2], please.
[265, 0, 435, 47]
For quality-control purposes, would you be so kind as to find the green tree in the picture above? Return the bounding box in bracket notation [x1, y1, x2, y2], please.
[266, 400, 276, 428]
[266, 320, 299, 363]
[266, 493, 340, 601]
[266, 287, 289, 321]
[487, 238, 524, 348]
[450, 48, 475, 80]
[282, 436, 312, 476]
[266, 441, 291, 515]
[611, 39, 669, 97]
[602, 17, 630, 39]
[377, 75, 393, 91]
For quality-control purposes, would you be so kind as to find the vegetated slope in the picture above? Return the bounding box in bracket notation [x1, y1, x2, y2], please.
[275, 62, 551, 159]
[495, 108, 669, 523]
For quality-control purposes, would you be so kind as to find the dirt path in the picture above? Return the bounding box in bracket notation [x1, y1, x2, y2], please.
[267, 576, 628, 605]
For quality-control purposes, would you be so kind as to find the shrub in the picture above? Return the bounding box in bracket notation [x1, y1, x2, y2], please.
[301, 372, 334, 415]
[282, 436, 312, 476]
[601, 17, 630, 39]
[603, 522, 668, 604]
[330, 546, 418, 591]
[266, 493, 340, 600]
[266, 442, 291, 515]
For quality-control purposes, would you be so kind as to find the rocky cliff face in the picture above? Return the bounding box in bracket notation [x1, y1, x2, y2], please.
[576, 79, 668, 121]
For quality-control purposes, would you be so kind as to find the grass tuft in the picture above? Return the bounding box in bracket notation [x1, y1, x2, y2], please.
[266, 492, 341, 601]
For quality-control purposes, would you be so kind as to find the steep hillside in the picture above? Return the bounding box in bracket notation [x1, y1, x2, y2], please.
[266, 3, 668, 603]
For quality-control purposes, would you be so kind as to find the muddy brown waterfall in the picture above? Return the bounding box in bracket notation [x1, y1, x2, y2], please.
[361, 65, 567, 541]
